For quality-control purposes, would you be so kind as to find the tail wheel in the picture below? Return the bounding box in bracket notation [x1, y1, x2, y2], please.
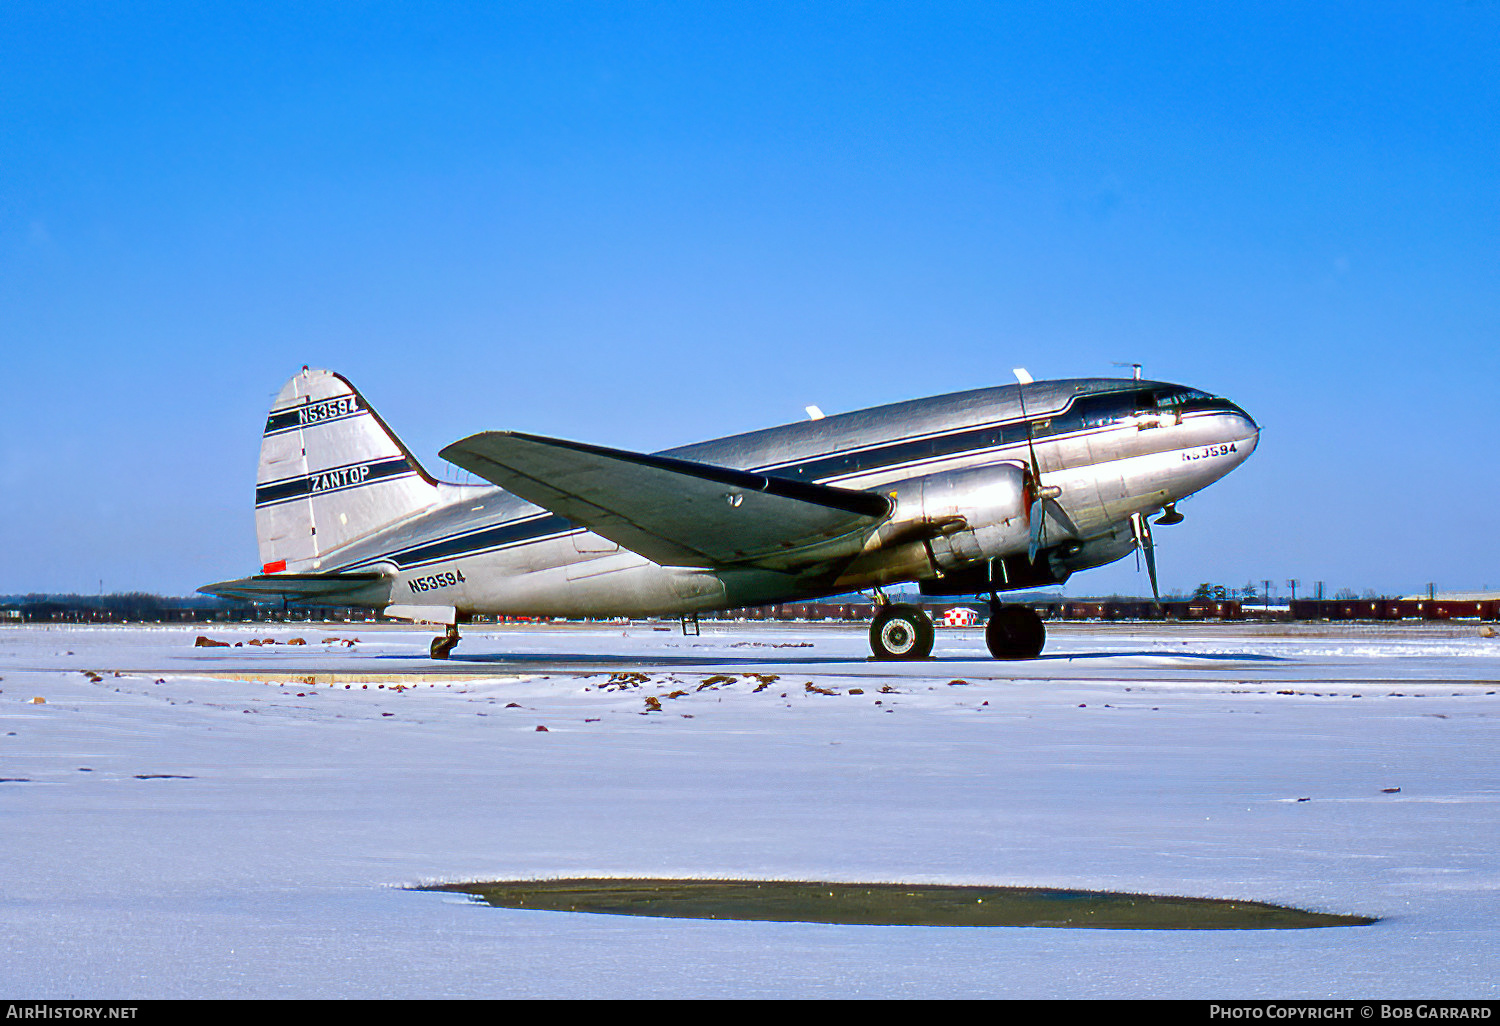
[985, 606, 1045, 660]
[430, 626, 460, 660]
[869, 604, 935, 660]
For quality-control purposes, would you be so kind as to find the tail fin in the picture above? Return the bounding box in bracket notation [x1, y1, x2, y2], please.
[255, 368, 439, 573]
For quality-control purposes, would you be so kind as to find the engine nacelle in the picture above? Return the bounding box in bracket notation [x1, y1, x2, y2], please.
[918, 553, 1071, 596]
[917, 522, 1133, 596]
[1049, 522, 1137, 575]
[917, 462, 1032, 570]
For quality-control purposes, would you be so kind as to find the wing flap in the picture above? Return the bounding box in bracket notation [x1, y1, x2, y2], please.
[439, 431, 891, 568]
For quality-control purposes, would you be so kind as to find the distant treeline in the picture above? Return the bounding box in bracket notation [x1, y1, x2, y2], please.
[0, 592, 352, 624]
[2, 592, 225, 609]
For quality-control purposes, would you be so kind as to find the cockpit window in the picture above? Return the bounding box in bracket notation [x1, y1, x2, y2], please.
[1063, 386, 1239, 432]
[1145, 387, 1214, 410]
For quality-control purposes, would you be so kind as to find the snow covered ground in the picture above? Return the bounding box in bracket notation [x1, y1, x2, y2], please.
[1, 621, 1496, 999]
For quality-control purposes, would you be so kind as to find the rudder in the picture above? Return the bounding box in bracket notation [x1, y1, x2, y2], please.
[256, 368, 439, 572]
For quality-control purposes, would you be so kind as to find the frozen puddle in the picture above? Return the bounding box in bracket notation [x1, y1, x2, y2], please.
[420, 878, 1377, 929]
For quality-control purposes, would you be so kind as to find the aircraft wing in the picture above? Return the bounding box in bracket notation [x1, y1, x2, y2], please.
[440, 431, 892, 569]
[198, 572, 386, 604]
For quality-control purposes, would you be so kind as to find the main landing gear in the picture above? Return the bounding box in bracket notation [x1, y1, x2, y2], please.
[869, 603, 935, 660]
[864, 595, 1046, 661]
[430, 623, 461, 660]
[984, 597, 1045, 660]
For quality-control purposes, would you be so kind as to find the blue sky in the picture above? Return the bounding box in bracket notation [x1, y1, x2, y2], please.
[2, 2, 1496, 598]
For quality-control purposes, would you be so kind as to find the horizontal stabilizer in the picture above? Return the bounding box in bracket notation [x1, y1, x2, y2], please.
[440, 431, 891, 569]
[198, 572, 386, 604]
[384, 603, 457, 625]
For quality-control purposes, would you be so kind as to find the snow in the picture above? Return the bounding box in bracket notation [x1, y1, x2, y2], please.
[1, 621, 1497, 999]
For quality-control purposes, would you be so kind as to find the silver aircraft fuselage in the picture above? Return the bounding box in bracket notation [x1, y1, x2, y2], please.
[304, 377, 1258, 617]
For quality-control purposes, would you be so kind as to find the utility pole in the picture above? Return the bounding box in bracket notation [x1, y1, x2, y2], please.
[1315, 580, 1324, 601]
[1286, 579, 1300, 603]
[1263, 579, 1272, 610]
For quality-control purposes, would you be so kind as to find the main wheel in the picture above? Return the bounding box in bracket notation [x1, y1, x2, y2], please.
[985, 606, 1045, 660]
[430, 634, 459, 660]
[869, 604, 935, 660]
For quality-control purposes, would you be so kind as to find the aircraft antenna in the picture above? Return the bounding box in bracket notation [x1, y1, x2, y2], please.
[1112, 362, 1143, 380]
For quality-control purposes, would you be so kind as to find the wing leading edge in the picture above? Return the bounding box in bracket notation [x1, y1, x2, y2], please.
[440, 431, 892, 569]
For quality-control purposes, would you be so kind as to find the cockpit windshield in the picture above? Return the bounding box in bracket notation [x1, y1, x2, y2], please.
[1054, 386, 1248, 435]
[1146, 386, 1214, 410]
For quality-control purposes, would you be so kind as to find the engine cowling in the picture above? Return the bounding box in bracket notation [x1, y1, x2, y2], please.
[919, 463, 1032, 570]
[1049, 522, 1136, 574]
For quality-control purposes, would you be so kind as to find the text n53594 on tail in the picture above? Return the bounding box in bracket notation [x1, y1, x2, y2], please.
[201, 367, 1259, 660]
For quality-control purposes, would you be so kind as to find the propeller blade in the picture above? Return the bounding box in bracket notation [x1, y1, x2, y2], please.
[1018, 381, 1049, 563]
[1041, 496, 1079, 538]
[1143, 528, 1159, 604]
[1131, 511, 1161, 604]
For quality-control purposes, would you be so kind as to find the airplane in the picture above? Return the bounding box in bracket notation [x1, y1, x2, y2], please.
[200, 367, 1259, 660]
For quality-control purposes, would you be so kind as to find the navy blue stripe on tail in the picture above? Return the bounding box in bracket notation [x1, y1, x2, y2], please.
[264, 394, 369, 436]
[256, 456, 418, 508]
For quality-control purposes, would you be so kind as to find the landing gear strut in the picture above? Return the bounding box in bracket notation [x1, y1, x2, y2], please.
[869, 604, 935, 660]
[430, 622, 461, 660]
[985, 596, 1045, 660]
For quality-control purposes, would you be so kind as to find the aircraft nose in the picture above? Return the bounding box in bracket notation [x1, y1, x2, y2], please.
[1224, 405, 1260, 462]
[1229, 402, 1257, 434]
